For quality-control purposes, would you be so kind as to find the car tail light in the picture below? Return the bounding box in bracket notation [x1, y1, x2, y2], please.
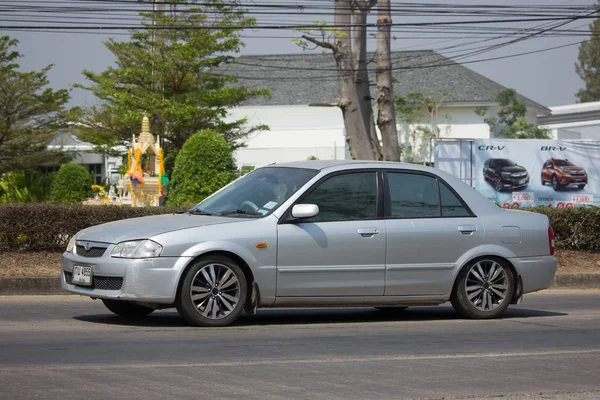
[548, 226, 555, 256]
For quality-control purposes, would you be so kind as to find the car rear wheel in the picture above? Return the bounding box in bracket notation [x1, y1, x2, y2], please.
[552, 175, 561, 191]
[451, 258, 515, 319]
[176, 256, 247, 327]
[101, 299, 155, 318]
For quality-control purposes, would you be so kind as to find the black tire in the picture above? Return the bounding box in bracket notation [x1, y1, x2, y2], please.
[101, 299, 154, 318]
[493, 176, 503, 192]
[578, 184, 586, 190]
[540, 174, 545, 185]
[176, 255, 247, 327]
[375, 307, 408, 312]
[552, 175, 561, 191]
[451, 258, 515, 319]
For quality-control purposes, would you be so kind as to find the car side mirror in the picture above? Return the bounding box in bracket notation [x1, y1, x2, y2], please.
[291, 204, 319, 219]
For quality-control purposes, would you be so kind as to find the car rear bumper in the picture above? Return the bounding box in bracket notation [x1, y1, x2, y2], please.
[61, 251, 191, 304]
[509, 255, 557, 294]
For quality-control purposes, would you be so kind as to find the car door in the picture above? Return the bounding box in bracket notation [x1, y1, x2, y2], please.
[276, 170, 386, 297]
[384, 170, 483, 296]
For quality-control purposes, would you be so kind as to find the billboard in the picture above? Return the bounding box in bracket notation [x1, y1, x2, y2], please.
[473, 139, 600, 207]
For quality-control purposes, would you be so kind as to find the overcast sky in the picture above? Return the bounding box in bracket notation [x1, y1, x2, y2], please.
[5, 0, 597, 108]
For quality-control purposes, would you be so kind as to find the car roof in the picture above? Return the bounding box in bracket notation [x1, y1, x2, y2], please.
[264, 160, 438, 173]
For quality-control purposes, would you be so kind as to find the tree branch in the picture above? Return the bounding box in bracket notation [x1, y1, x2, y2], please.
[302, 35, 335, 50]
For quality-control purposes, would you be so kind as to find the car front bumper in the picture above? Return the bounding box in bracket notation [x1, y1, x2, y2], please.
[501, 177, 529, 190]
[559, 175, 588, 186]
[61, 251, 192, 304]
[509, 255, 557, 294]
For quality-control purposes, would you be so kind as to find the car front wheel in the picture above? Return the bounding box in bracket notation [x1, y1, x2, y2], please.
[578, 184, 586, 190]
[176, 256, 247, 327]
[101, 299, 155, 318]
[552, 175, 561, 191]
[493, 176, 503, 191]
[451, 258, 515, 319]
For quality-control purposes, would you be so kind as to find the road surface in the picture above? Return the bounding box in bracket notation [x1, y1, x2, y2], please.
[0, 290, 599, 400]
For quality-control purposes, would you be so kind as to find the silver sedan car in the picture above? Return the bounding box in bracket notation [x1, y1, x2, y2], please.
[62, 161, 557, 326]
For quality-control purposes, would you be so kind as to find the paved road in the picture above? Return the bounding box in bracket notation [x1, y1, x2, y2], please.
[0, 291, 599, 400]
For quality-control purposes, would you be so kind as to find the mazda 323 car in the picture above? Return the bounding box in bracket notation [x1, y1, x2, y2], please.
[62, 161, 557, 326]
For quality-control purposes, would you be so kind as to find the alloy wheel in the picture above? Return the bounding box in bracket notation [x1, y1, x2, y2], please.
[465, 260, 509, 312]
[552, 175, 559, 190]
[189, 263, 240, 320]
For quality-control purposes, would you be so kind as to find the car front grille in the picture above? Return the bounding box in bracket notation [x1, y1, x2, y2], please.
[64, 271, 123, 291]
[75, 245, 107, 258]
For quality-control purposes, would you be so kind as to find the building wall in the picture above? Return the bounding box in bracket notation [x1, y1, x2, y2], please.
[228, 104, 538, 166]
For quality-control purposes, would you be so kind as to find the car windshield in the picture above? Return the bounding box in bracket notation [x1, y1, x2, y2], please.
[191, 167, 318, 217]
[494, 159, 517, 167]
[554, 160, 575, 167]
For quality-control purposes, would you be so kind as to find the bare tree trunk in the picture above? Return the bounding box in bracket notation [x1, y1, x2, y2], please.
[376, 0, 400, 161]
[352, 1, 382, 160]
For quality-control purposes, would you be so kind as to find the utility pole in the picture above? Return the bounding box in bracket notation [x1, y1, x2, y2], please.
[376, 0, 400, 161]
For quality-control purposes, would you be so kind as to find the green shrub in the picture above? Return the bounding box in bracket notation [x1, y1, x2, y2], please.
[49, 164, 93, 203]
[527, 206, 600, 251]
[0, 171, 56, 203]
[0, 204, 181, 251]
[167, 130, 237, 207]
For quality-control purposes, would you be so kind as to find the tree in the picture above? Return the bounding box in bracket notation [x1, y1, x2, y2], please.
[294, 1, 402, 161]
[395, 91, 451, 163]
[575, 3, 600, 103]
[0, 36, 71, 175]
[476, 89, 549, 139]
[49, 163, 93, 203]
[375, 0, 400, 161]
[167, 130, 237, 207]
[70, 0, 269, 169]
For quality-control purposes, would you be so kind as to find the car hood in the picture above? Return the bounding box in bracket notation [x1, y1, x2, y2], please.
[501, 166, 527, 174]
[77, 214, 247, 244]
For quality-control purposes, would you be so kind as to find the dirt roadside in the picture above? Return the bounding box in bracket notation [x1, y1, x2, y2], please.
[0, 249, 598, 277]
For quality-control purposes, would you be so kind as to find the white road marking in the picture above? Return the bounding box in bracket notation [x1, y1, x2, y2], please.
[1, 348, 599, 372]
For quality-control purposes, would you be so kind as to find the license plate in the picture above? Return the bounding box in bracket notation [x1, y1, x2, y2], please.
[519, 179, 528, 184]
[72, 265, 93, 286]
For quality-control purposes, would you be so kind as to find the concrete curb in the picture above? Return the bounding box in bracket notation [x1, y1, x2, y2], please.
[1, 273, 600, 296]
[0, 277, 63, 296]
[553, 273, 600, 289]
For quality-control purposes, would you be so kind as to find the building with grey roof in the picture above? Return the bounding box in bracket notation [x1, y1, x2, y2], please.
[221, 50, 550, 167]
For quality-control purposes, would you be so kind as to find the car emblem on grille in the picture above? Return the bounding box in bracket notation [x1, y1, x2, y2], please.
[84, 242, 91, 251]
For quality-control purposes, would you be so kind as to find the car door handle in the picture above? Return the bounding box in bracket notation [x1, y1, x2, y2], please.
[358, 228, 379, 238]
[458, 225, 476, 235]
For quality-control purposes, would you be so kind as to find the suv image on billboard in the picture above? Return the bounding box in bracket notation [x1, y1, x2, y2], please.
[483, 158, 530, 192]
[541, 158, 587, 191]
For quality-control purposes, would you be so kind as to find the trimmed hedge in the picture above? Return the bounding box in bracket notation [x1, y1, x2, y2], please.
[1, 204, 599, 252]
[0, 204, 180, 251]
[527, 206, 600, 251]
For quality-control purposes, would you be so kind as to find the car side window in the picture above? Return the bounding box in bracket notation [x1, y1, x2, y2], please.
[387, 172, 440, 218]
[301, 172, 377, 222]
[440, 182, 472, 217]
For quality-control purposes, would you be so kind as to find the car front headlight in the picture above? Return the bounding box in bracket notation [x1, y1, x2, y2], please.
[111, 240, 163, 258]
[66, 235, 77, 253]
